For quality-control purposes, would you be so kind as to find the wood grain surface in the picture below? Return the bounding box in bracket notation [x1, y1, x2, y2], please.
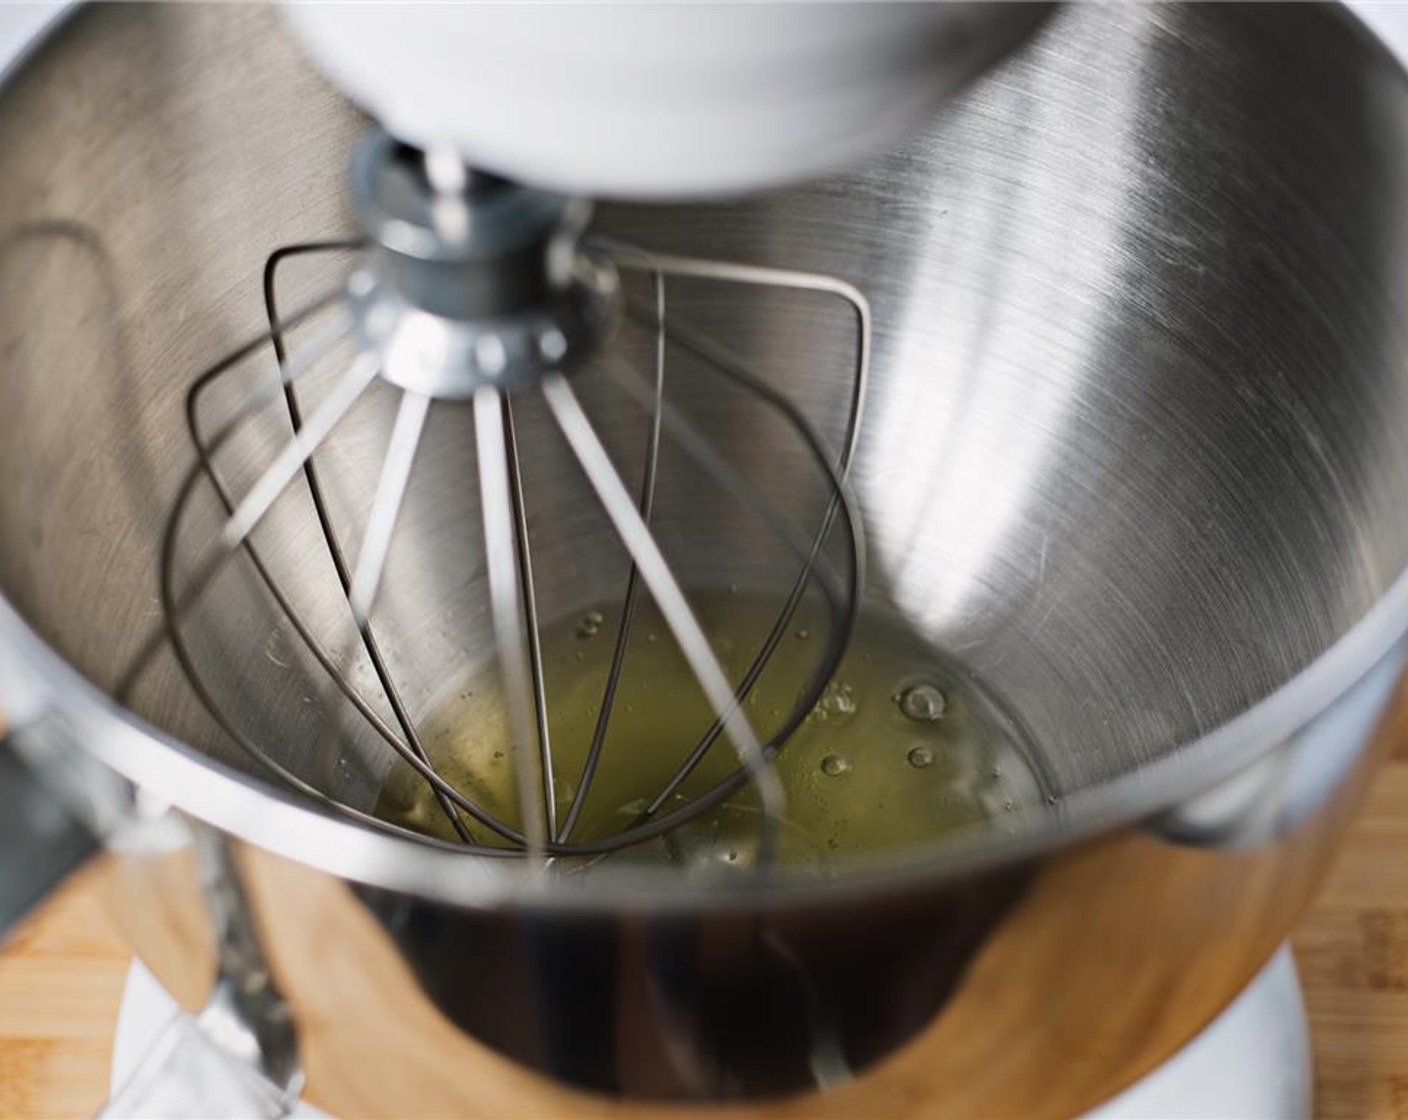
[0, 862, 126, 1120]
[0, 759, 1406, 1119]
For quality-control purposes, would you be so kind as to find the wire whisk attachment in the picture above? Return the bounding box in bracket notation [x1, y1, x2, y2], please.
[120, 130, 869, 870]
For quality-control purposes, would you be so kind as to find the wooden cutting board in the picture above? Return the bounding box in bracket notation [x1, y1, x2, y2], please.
[1, 759, 1406, 1119]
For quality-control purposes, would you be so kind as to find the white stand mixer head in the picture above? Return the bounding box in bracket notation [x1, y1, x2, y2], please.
[282, 3, 1049, 199]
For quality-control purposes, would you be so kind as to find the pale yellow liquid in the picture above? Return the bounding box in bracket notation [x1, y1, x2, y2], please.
[375, 592, 1046, 870]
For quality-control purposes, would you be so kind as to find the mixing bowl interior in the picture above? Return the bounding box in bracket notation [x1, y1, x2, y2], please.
[3, 3, 1408, 859]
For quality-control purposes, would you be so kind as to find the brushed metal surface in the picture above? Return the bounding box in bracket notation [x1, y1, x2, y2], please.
[2, 0, 1408, 1105]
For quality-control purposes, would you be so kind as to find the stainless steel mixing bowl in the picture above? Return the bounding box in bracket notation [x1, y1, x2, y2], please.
[2, 2, 1408, 1114]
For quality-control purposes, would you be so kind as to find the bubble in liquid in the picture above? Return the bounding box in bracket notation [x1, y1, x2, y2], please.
[820, 755, 850, 777]
[895, 682, 946, 722]
[907, 745, 935, 769]
[576, 610, 604, 639]
[796, 628, 810, 640]
[811, 680, 857, 723]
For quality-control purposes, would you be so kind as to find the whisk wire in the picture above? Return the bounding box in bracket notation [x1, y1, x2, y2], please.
[503, 399, 558, 841]
[542, 372, 787, 861]
[264, 250, 472, 842]
[602, 243, 872, 468]
[175, 344, 376, 631]
[302, 387, 446, 837]
[217, 353, 380, 562]
[128, 309, 513, 854]
[177, 315, 520, 845]
[346, 391, 431, 624]
[605, 353, 849, 818]
[556, 269, 667, 844]
[567, 292, 867, 846]
[590, 247, 869, 826]
[475, 386, 552, 861]
[187, 324, 463, 828]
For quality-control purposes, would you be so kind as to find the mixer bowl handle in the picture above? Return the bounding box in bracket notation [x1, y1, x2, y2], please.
[0, 727, 96, 934]
[0, 711, 302, 1117]
[0, 704, 145, 935]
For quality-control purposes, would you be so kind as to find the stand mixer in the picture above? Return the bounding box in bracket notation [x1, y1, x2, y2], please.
[5, 2, 1408, 1116]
